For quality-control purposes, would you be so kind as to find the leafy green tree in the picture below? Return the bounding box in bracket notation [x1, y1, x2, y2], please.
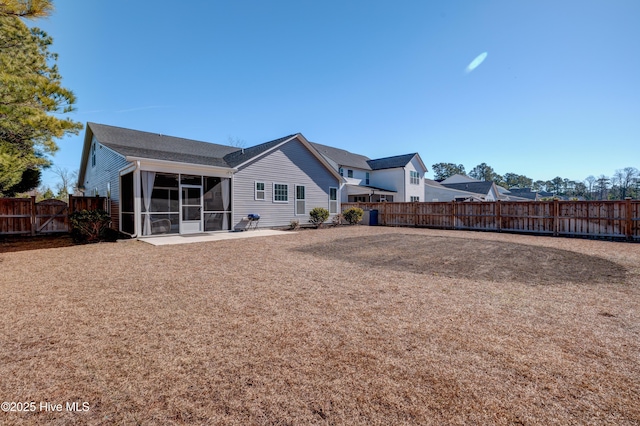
[469, 163, 499, 182]
[431, 163, 466, 181]
[532, 180, 547, 192]
[2, 167, 41, 196]
[546, 176, 564, 195]
[0, 7, 82, 195]
[503, 172, 533, 189]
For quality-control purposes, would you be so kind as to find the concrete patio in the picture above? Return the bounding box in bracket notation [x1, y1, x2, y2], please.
[138, 229, 294, 246]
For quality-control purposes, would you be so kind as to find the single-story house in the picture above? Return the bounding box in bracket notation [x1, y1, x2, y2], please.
[78, 123, 342, 237]
[426, 174, 532, 202]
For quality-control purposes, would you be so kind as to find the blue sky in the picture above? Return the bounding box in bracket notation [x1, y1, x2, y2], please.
[34, 0, 640, 188]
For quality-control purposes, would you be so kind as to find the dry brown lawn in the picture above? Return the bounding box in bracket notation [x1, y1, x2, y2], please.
[1, 227, 639, 425]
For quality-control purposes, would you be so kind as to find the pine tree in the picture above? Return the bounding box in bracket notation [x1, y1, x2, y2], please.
[0, 4, 82, 195]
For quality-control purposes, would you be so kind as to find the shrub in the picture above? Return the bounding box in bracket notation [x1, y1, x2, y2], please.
[343, 207, 364, 225]
[69, 209, 111, 243]
[289, 219, 300, 230]
[332, 213, 344, 226]
[309, 207, 330, 228]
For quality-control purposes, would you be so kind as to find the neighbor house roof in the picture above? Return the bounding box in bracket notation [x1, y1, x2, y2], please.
[424, 179, 486, 202]
[367, 153, 424, 170]
[441, 181, 496, 195]
[310, 142, 372, 170]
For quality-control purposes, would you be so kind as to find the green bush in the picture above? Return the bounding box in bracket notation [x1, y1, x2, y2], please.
[69, 209, 111, 243]
[309, 207, 330, 228]
[343, 207, 364, 225]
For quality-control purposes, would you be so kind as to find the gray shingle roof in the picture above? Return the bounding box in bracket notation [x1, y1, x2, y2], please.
[223, 134, 297, 167]
[88, 122, 240, 167]
[441, 181, 495, 195]
[310, 142, 372, 170]
[367, 153, 417, 170]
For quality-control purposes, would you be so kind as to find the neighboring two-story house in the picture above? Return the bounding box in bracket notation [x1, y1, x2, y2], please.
[310, 143, 428, 203]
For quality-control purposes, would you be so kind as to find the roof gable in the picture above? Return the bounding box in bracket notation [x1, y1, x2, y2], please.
[223, 134, 297, 167]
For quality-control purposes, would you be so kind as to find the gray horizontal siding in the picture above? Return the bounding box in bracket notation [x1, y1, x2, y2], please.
[82, 137, 131, 224]
[233, 139, 339, 228]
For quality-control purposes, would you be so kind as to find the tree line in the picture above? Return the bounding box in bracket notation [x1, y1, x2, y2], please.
[432, 162, 640, 200]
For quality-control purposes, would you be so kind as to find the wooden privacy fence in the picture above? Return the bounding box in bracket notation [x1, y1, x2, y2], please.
[0, 195, 107, 236]
[342, 199, 640, 241]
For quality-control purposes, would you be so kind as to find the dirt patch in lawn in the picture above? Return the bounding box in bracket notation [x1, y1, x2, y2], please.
[297, 234, 627, 285]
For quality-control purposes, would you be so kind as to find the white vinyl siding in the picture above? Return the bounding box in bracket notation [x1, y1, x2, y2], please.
[255, 181, 265, 200]
[295, 185, 305, 215]
[273, 183, 288, 203]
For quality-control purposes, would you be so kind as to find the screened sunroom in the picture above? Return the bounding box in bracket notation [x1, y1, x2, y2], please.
[119, 169, 232, 237]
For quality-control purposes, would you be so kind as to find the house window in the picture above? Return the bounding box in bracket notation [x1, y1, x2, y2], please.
[339, 167, 344, 177]
[347, 170, 353, 178]
[365, 172, 370, 185]
[273, 183, 288, 202]
[329, 187, 338, 214]
[295, 185, 305, 215]
[410, 170, 420, 185]
[410, 196, 420, 202]
[255, 181, 265, 200]
[91, 142, 96, 167]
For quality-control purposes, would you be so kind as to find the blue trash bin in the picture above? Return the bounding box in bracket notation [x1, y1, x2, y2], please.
[369, 209, 378, 226]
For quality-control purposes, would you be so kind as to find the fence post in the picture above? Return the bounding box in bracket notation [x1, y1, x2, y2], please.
[626, 197, 633, 241]
[413, 202, 418, 227]
[30, 196, 36, 236]
[451, 201, 456, 230]
[68, 194, 74, 216]
[496, 200, 501, 232]
[553, 198, 559, 237]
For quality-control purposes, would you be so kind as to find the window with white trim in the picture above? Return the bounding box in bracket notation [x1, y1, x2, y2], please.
[273, 183, 288, 202]
[347, 169, 353, 178]
[365, 172, 370, 185]
[91, 142, 96, 167]
[295, 185, 305, 215]
[410, 170, 420, 185]
[255, 181, 265, 200]
[329, 187, 338, 214]
[410, 196, 420, 202]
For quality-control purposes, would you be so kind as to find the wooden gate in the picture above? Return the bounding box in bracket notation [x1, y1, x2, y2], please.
[35, 199, 69, 234]
[0, 196, 106, 236]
